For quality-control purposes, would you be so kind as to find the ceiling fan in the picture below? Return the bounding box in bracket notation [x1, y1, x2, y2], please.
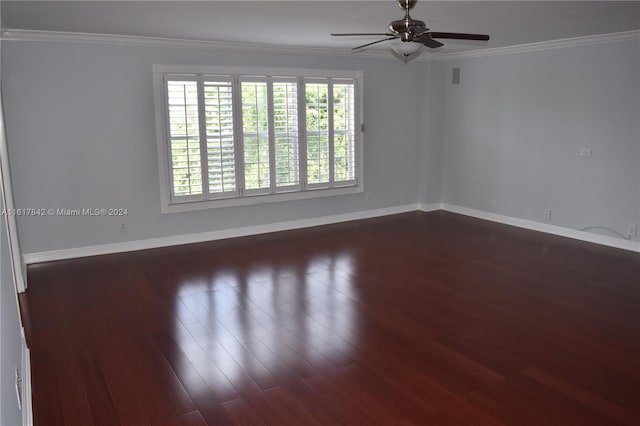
[331, 0, 490, 62]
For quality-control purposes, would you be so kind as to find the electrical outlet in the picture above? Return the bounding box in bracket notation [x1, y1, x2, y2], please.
[365, 193, 372, 202]
[120, 223, 128, 233]
[544, 209, 551, 219]
[579, 148, 592, 157]
[490, 199, 497, 209]
[628, 223, 637, 238]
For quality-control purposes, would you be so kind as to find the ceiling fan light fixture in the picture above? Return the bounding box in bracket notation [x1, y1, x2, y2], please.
[391, 39, 422, 56]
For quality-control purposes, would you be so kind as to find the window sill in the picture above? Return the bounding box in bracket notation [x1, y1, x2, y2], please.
[161, 185, 363, 214]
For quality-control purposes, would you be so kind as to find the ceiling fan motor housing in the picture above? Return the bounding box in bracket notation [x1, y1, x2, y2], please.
[390, 18, 427, 41]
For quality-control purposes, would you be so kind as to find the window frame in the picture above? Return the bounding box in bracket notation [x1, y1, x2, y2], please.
[153, 65, 364, 214]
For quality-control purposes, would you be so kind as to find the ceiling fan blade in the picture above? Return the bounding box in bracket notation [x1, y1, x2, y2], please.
[353, 36, 399, 51]
[428, 32, 490, 41]
[415, 35, 444, 49]
[331, 33, 396, 37]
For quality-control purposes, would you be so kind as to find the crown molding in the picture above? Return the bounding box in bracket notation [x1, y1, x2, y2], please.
[0, 28, 398, 61]
[2, 28, 637, 63]
[435, 30, 640, 61]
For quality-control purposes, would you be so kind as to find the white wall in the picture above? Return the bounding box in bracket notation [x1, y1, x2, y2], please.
[0, 192, 23, 426]
[0, 33, 24, 425]
[417, 60, 445, 205]
[2, 41, 422, 254]
[437, 39, 640, 241]
[2, 36, 639, 257]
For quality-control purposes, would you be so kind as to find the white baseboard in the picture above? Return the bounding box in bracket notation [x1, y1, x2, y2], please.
[417, 202, 443, 212]
[23, 202, 638, 264]
[440, 203, 640, 253]
[23, 204, 420, 264]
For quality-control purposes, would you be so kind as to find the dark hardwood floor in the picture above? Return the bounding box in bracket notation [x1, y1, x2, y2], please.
[21, 211, 640, 425]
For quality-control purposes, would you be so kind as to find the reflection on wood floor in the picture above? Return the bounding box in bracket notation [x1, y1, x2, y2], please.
[22, 211, 640, 425]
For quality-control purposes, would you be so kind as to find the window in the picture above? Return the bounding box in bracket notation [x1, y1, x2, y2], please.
[154, 66, 363, 212]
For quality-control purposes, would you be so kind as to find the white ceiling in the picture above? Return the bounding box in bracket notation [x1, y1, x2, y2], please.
[2, 1, 639, 54]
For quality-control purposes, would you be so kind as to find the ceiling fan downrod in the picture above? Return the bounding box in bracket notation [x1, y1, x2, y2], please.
[390, 0, 426, 42]
[397, 0, 417, 11]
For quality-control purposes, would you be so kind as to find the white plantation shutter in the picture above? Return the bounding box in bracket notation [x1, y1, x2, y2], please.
[305, 81, 330, 186]
[240, 78, 301, 194]
[166, 78, 203, 198]
[156, 67, 361, 210]
[333, 80, 356, 184]
[203, 78, 237, 196]
[304, 78, 357, 188]
[273, 80, 300, 189]
[240, 80, 271, 192]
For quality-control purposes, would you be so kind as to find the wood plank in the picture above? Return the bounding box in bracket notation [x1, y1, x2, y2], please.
[21, 211, 640, 425]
